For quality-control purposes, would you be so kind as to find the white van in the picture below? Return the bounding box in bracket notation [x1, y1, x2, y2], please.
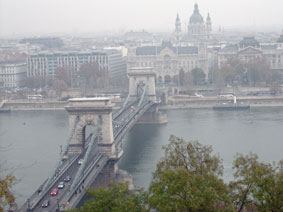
[218, 93, 234, 98]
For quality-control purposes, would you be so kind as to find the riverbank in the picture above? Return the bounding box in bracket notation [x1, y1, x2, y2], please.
[2, 95, 283, 111]
[0, 99, 123, 111]
[159, 95, 283, 110]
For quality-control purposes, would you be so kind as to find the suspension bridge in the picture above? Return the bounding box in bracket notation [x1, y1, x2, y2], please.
[18, 67, 167, 212]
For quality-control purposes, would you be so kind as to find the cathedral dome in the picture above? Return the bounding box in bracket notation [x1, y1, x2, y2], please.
[189, 3, 204, 24]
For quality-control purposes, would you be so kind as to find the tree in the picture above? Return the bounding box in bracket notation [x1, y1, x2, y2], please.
[191, 68, 206, 85]
[179, 68, 185, 86]
[79, 62, 108, 93]
[52, 79, 68, 97]
[230, 153, 283, 212]
[68, 182, 148, 212]
[148, 135, 231, 212]
[23, 76, 47, 89]
[55, 66, 72, 87]
[0, 175, 16, 212]
[246, 58, 270, 86]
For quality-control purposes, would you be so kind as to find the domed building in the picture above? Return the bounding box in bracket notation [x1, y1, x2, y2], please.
[188, 3, 212, 41]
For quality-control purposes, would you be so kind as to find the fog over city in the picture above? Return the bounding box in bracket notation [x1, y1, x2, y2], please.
[1, 0, 283, 37]
[1, 0, 283, 211]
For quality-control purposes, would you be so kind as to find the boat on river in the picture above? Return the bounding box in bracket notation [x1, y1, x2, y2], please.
[213, 96, 250, 110]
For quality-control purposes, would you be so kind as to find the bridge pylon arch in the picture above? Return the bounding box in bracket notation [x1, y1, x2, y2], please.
[128, 67, 156, 102]
[65, 97, 115, 157]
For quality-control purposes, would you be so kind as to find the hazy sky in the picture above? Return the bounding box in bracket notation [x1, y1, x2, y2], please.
[0, 0, 282, 37]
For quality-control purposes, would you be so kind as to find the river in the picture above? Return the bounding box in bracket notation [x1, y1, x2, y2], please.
[1, 108, 283, 206]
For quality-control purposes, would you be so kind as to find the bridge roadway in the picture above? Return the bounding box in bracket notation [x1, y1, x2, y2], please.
[20, 99, 154, 212]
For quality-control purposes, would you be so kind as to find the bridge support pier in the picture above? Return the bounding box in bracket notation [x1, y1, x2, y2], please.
[128, 67, 157, 102]
[65, 97, 115, 157]
[137, 104, 168, 124]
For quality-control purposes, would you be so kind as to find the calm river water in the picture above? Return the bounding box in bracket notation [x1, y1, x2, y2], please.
[1, 108, 283, 206]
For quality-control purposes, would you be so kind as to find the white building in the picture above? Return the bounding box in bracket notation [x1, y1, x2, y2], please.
[0, 62, 27, 88]
[27, 49, 126, 78]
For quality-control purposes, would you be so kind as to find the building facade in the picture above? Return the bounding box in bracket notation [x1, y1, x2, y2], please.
[218, 36, 283, 72]
[0, 62, 26, 88]
[127, 41, 208, 83]
[27, 50, 126, 78]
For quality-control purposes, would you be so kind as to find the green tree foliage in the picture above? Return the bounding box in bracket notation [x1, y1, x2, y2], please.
[67, 136, 282, 212]
[0, 175, 15, 212]
[148, 135, 231, 212]
[230, 153, 283, 212]
[68, 182, 148, 212]
[216, 57, 271, 86]
[191, 68, 205, 85]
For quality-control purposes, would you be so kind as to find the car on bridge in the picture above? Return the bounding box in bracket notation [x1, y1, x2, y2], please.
[64, 176, 71, 182]
[50, 188, 59, 196]
[78, 159, 84, 165]
[58, 182, 64, 189]
[41, 199, 49, 208]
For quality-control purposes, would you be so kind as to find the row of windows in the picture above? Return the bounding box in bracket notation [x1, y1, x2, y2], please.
[0, 78, 15, 82]
[29, 56, 109, 62]
[136, 61, 198, 67]
[3, 83, 17, 87]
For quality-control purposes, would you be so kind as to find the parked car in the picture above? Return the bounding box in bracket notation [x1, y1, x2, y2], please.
[194, 93, 204, 98]
[64, 176, 71, 182]
[58, 181, 64, 189]
[50, 188, 59, 196]
[78, 159, 83, 165]
[41, 200, 49, 208]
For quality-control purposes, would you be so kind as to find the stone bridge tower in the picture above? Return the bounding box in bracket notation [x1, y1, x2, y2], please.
[128, 67, 156, 102]
[65, 97, 115, 157]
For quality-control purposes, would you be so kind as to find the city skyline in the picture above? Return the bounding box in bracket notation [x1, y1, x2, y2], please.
[1, 0, 283, 37]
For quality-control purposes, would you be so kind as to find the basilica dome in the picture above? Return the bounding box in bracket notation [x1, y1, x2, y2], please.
[189, 3, 204, 24]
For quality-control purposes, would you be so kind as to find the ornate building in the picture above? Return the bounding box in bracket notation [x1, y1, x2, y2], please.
[187, 3, 212, 42]
[218, 35, 283, 72]
[127, 41, 208, 83]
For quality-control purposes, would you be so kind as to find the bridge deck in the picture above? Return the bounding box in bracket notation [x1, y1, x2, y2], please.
[20, 97, 155, 212]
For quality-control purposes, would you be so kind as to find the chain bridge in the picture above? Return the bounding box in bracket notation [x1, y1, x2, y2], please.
[18, 67, 167, 212]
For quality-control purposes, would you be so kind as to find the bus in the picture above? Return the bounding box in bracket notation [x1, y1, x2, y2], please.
[27, 94, 43, 100]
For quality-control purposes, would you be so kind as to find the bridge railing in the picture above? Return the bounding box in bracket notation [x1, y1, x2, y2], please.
[60, 154, 107, 209]
[113, 100, 154, 148]
[41, 116, 80, 194]
[69, 132, 98, 192]
[23, 154, 80, 211]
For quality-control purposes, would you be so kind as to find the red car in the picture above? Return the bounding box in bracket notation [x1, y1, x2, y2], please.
[50, 188, 59, 196]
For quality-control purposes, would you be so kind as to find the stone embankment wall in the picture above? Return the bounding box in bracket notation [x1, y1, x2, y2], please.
[1, 99, 123, 111]
[2, 96, 283, 111]
[2, 100, 68, 110]
[159, 95, 283, 110]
